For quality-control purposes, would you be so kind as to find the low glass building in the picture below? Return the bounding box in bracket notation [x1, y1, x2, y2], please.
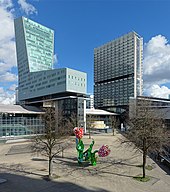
[0, 105, 44, 138]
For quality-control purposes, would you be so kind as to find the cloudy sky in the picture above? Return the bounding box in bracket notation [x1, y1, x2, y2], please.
[0, 0, 170, 104]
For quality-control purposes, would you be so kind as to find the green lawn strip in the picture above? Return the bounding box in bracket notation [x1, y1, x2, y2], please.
[52, 174, 61, 179]
[133, 175, 150, 182]
[145, 165, 153, 170]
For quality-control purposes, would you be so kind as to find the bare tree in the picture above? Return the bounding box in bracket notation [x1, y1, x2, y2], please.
[125, 99, 168, 178]
[109, 116, 119, 136]
[86, 114, 95, 139]
[66, 113, 78, 130]
[32, 106, 72, 178]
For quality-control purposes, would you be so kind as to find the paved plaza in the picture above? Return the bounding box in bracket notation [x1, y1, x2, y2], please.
[0, 133, 170, 192]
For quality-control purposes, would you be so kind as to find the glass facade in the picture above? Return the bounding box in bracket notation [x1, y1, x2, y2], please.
[56, 97, 85, 127]
[94, 32, 143, 109]
[0, 114, 44, 137]
[14, 17, 86, 102]
[94, 77, 134, 107]
[136, 36, 143, 96]
[23, 17, 54, 72]
[129, 96, 170, 129]
[14, 17, 87, 133]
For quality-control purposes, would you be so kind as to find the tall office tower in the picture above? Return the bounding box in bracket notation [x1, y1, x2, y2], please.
[94, 32, 143, 111]
[14, 17, 87, 128]
[15, 17, 54, 74]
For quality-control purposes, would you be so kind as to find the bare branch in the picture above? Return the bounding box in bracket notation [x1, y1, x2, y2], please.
[124, 99, 168, 178]
[32, 102, 73, 177]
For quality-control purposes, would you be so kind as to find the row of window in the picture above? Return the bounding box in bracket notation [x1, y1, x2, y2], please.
[68, 81, 85, 87]
[95, 38, 135, 52]
[68, 75, 85, 81]
[95, 47, 135, 56]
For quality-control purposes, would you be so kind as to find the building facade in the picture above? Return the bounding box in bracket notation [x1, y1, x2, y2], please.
[129, 96, 170, 129]
[0, 105, 44, 138]
[86, 95, 94, 109]
[14, 17, 86, 103]
[94, 32, 143, 111]
[14, 17, 87, 130]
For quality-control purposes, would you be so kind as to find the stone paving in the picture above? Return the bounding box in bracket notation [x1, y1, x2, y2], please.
[0, 133, 169, 192]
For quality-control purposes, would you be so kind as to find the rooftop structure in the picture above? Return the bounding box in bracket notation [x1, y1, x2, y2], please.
[0, 104, 44, 114]
[86, 108, 118, 116]
[130, 96, 170, 107]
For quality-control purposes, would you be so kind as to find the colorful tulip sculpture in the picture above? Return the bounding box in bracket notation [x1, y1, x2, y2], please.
[73, 127, 111, 166]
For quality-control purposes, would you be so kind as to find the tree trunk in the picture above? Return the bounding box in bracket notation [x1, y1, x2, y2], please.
[49, 157, 52, 177]
[142, 139, 147, 178]
[88, 115, 92, 139]
[89, 128, 91, 139]
[61, 147, 64, 158]
[113, 127, 114, 136]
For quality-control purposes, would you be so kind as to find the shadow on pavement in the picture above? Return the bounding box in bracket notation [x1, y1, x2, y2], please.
[0, 164, 45, 177]
[53, 156, 136, 179]
[53, 157, 90, 168]
[0, 172, 111, 192]
[5, 144, 32, 155]
[94, 170, 134, 178]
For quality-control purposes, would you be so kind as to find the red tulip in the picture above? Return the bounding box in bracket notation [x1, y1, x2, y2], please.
[73, 127, 84, 139]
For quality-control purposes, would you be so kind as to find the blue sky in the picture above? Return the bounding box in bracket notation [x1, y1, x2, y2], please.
[1, 0, 170, 104]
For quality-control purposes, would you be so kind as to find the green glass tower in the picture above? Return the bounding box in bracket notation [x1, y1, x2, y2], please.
[14, 17, 87, 131]
[23, 17, 54, 72]
[15, 17, 54, 73]
[14, 17, 86, 104]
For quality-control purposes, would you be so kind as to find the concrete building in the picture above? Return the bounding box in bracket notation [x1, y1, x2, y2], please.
[14, 17, 86, 103]
[94, 31, 143, 112]
[129, 96, 170, 129]
[86, 95, 94, 109]
[14, 17, 87, 129]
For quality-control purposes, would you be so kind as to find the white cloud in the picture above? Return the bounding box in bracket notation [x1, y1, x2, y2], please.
[143, 35, 170, 84]
[18, 0, 37, 15]
[0, 3, 16, 71]
[0, 87, 4, 94]
[0, 86, 15, 104]
[53, 53, 58, 65]
[8, 83, 17, 91]
[0, 0, 38, 104]
[0, 2, 17, 104]
[0, 72, 17, 82]
[0, 0, 13, 9]
[144, 84, 170, 99]
[143, 35, 170, 99]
